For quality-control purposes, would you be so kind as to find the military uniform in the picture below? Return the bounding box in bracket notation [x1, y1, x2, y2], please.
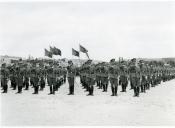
[67, 61, 76, 95]
[16, 66, 23, 94]
[119, 63, 128, 92]
[101, 66, 108, 92]
[9, 66, 17, 90]
[23, 65, 30, 90]
[139, 61, 147, 93]
[47, 66, 56, 95]
[39, 67, 46, 91]
[128, 59, 140, 97]
[109, 65, 119, 96]
[1, 64, 9, 93]
[86, 65, 95, 96]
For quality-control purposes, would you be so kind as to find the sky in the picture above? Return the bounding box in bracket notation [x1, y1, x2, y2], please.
[0, 1, 175, 61]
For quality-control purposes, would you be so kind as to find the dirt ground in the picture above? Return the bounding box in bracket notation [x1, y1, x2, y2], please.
[1, 78, 175, 126]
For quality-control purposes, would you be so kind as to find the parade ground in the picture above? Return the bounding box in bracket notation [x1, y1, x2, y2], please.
[1, 78, 175, 126]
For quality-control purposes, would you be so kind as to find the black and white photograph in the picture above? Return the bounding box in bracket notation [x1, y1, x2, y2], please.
[0, 0, 175, 126]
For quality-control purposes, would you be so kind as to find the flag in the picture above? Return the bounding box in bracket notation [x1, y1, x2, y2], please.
[50, 46, 61, 56]
[45, 49, 52, 58]
[79, 44, 88, 53]
[53, 47, 61, 56]
[79, 44, 90, 59]
[72, 48, 79, 57]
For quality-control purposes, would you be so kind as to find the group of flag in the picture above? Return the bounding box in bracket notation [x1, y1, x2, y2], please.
[72, 45, 89, 59]
[44, 44, 89, 59]
[44, 46, 61, 58]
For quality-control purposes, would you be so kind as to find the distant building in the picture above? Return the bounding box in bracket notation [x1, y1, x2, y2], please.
[0, 55, 22, 65]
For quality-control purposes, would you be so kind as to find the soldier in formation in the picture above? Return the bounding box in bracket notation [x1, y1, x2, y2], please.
[67, 60, 76, 95]
[1, 58, 175, 97]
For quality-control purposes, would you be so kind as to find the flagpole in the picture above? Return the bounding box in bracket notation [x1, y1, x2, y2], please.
[79, 43, 81, 67]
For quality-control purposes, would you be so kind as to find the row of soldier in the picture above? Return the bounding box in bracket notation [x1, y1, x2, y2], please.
[79, 58, 175, 97]
[1, 58, 175, 97]
[1, 62, 67, 95]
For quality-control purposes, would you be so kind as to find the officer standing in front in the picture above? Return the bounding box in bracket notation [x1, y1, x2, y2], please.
[67, 60, 76, 95]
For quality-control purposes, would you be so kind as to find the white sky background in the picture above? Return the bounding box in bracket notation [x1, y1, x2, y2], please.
[0, 1, 175, 61]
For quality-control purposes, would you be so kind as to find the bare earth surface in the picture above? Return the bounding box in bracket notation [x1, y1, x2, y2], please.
[1, 77, 175, 126]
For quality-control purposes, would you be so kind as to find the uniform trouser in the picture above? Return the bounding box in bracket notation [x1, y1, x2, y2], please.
[131, 77, 140, 96]
[64, 75, 66, 83]
[40, 82, 45, 90]
[11, 80, 17, 90]
[110, 78, 118, 95]
[23, 81, 29, 90]
[102, 83, 108, 91]
[68, 77, 74, 94]
[130, 82, 134, 89]
[2, 84, 8, 93]
[30, 80, 34, 87]
[88, 85, 94, 95]
[17, 86, 22, 93]
[34, 86, 39, 94]
[134, 86, 140, 96]
[56, 81, 61, 91]
[146, 82, 150, 90]
[100, 80, 102, 89]
[49, 85, 55, 94]
[96, 81, 99, 87]
[120, 76, 128, 92]
[85, 82, 89, 91]
[69, 85, 74, 94]
[121, 82, 127, 92]
[102, 77, 108, 91]
[141, 80, 146, 92]
[141, 83, 146, 92]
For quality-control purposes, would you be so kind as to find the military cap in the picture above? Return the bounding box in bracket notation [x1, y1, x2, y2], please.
[131, 58, 136, 62]
[1, 63, 6, 67]
[68, 60, 73, 64]
[110, 58, 115, 63]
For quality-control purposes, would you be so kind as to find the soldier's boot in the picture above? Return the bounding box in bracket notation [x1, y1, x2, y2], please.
[2, 85, 7, 93]
[25, 83, 29, 90]
[99, 82, 102, 89]
[144, 85, 146, 93]
[130, 83, 134, 90]
[49, 86, 53, 95]
[136, 87, 140, 97]
[16, 86, 20, 93]
[148, 83, 150, 90]
[67, 86, 72, 95]
[19, 86, 22, 93]
[105, 84, 108, 92]
[141, 85, 144, 93]
[87, 87, 91, 96]
[23, 82, 25, 88]
[133, 87, 137, 97]
[91, 86, 94, 96]
[120, 84, 124, 92]
[125, 84, 127, 92]
[111, 87, 114, 96]
[123, 84, 127, 92]
[34, 86, 38, 94]
[52, 87, 55, 95]
[98, 83, 101, 89]
[102, 84, 105, 92]
[87, 86, 92, 96]
[71, 86, 74, 95]
[85, 84, 89, 92]
[114, 87, 118, 96]
[13, 83, 17, 90]
[33, 86, 36, 94]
